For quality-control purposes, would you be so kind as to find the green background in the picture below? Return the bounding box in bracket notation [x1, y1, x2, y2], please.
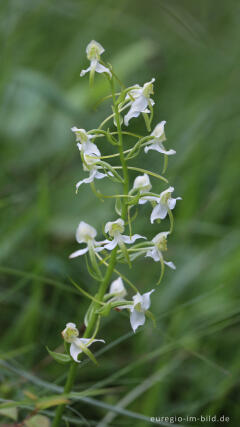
[1, 0, 240, 425]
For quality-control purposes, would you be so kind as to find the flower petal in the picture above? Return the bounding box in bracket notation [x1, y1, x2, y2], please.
[124, 95, 149, 126]
[145, 248, 160, 262]
[167, 198, 176, 210]
[151, 120, 166, 139]
[104, 238, 118, 250]
[78, 338, 105, 347]
[141, 289, 155, 311]
[80, 66, 91, 77]
[76, 172, 95, 189]
[70, 341, 82, 363]
[138, 198, 148, 205]
[121, 234, 146, 244]
[130, 310, 146, 333]
[69, 247, 89, 259]
[94, 171, 108, 180]
[95, 62, 112, 76]
[109, 277, 127, 298]
[131, 95, 148, 112]
[94, 245, 105, 253]
[164, 260, 176, 270]
[144, 143, 176, 155]
[150, 204, 168, 223]
[77, 141, 100, 156]
[124, 109, 141, 126]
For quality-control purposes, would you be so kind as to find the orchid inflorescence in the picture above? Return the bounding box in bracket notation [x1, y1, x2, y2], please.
[51, 41, 182, 394]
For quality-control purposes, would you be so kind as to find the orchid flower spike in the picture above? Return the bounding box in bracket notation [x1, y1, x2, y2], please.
[69, 221, 104, 259]
[146, 232, 176, 269]
[104, 218, 146, 251]
[121, 290, 155, 333]
[144, 121, 176, 155]
[62, 322, 105, 363]
[80, 40, 111, 78]
[132, 173, 152, 205]
[124, 79, 155, 126]
[150, 187, 182, 223]
[108, 277, 127, 302]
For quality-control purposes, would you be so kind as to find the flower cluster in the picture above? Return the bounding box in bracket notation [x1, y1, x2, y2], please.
[53, 40, 181, 367]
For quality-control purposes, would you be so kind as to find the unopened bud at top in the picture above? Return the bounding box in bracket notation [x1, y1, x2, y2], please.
[86, 40, 105, 62]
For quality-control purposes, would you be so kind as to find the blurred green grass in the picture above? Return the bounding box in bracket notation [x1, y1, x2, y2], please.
[1, 0, 240, 425]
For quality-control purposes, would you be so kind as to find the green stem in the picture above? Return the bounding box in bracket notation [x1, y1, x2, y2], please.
[53, 73, 130, 427]
[110, 77, 129, 220]
[52, 362, 77, 427]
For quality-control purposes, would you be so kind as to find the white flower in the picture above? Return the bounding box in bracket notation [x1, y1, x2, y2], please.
[146, 232, 176, 269]
[69, 221, 104, 259]
[124, 79, 155, 126]
[104, 218, 146, 250]
[76, 145, 108, 190]
[108, 277, 127, 301]
[144, 121, 176, 155]
[150, 187, 182, 223]
[62, 322, 105, 363]
[132, 173, 152, 205]
[80, 40, 111, 78]
[71, 127, 99, 155]
[121, 290, 155, 333]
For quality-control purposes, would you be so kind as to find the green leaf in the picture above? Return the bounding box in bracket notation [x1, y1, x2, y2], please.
[24, 415, 50, 427]
[35, 395, 69, 410]
[0, 407, 18, 421]
[46, 347, 71, 364]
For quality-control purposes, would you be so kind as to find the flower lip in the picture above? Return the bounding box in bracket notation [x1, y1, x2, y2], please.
[127, 289, 155, 333]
